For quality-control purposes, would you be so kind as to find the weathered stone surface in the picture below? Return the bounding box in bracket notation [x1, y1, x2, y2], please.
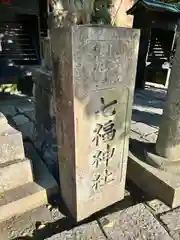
[45, 220, 105, 240]
[30, 67, 57, 173]
[25, 110, 35, 122]
[0, 205, 54, 239]
[0, 112, 7, 126]
[131, 122, 158, 137]
[0, 205, 64, 239]
[100, 203, 172, 240]
[42, 37, 52, 70]
[0, 154, 58, 223]
[144, 132, 158, 143]
[12, 114, 29, 126]
[130, 130, 147, 142]
[160, 207, 180, 240]
[18, 121, 36, 139]
[16, 102, 34, 114]
[128, 146, 180, 208]
[51, 26, 140, 221]
[0, 105, 16, 117]
[146, 199, 170, 215]
[0, 125, 25, 164]
[160, 207, 180, 231]
[0, 159, 33, 192]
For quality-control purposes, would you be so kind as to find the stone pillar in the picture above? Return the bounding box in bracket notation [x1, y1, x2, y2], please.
[128, 35, 180, 208]
[51, 26, 140, 221]
[156, 39, 180, 161]
[144, 36, 180, 173]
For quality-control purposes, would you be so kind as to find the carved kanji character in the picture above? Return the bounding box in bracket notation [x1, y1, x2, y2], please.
[92, 120, 116, 146]
[92, 144, 115, 168]
[92, 168, 114, 191]
[95, 97, 117, 117]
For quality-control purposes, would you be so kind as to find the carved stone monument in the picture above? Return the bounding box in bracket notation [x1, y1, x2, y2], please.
[51, 26, 140, 221]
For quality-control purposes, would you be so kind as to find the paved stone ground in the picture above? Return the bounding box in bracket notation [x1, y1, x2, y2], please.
[1, 84, 180, 239]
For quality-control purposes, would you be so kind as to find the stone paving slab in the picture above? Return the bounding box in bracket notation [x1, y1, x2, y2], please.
[0, 105, 17, 117]
[12, 115, 29, 126]
[99, 203, 172, 240]
[160, 208, 180, 240]
[0, 205, 54, 239]
[146, 199, 170, 215]
[44, 220, 105, 240]
[131, 122, 158, 137]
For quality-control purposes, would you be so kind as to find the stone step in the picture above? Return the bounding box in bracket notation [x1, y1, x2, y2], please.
[0, 158, 59, 223]
[0, 124, 25, 165]
[0, 113, 7, 126]
[0, 159, 33, 192]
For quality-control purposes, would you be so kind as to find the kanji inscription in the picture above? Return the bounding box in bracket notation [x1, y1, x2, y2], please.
[91, 97, 117, 192]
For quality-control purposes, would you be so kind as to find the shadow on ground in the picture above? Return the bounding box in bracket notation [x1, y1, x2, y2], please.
[132, 109, 162, 128]
[11, 177, 153, 240]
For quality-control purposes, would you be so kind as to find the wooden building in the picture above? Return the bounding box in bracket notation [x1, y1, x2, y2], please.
[127, 0, 180, 89]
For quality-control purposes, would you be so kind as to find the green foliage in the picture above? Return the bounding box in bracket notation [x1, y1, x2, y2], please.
[91, 0, 112, 24]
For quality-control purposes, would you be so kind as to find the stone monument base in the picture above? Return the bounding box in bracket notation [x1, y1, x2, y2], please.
[145, 143, 180, 174]
[0, 156, 58, 223]
[128, 140, 180, 208]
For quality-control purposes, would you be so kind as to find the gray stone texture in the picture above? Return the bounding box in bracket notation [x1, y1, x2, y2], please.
[160, 208, 180, 240]
[0, 205, 64, 239]
[51, 26, 140, 221]
[156, 36, 180, 160]
[0, 105, 17, 117]
[100, 203, 172, 240]
[45, 220, 105, 240]
[131, 122, 158, 137]
[146, 199, 170, 215]
[0, 141, 58, 223]
[0, 159, 33, 192]
[128, 147, 180, 208]
[30, 67, 58, 174]
[0, 125, 25, 165]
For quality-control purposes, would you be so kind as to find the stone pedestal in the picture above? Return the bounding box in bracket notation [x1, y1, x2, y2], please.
[51, 26, 140, 221]
[128, 36, 180, 207]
